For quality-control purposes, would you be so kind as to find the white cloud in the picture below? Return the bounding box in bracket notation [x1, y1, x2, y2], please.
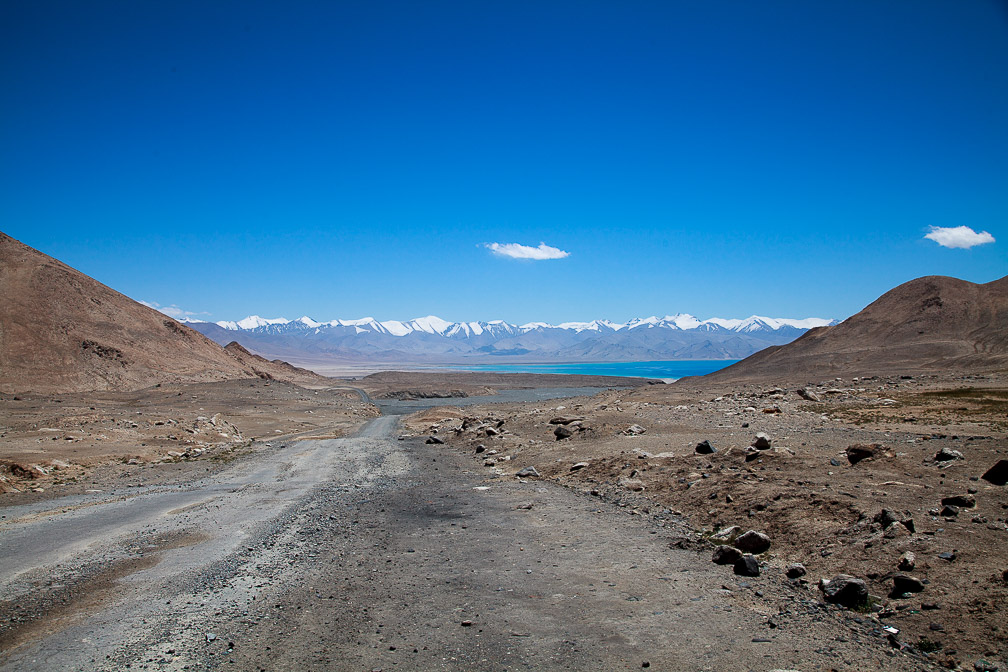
[485, 241, 570, 260]
[924, 225, 995, 249]
[139, 300, 207, 320]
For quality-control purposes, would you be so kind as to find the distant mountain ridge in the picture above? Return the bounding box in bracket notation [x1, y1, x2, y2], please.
[184, 312, 837, 364]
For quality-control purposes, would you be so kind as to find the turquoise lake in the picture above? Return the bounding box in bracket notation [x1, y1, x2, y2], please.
[434, 360, 739, 381]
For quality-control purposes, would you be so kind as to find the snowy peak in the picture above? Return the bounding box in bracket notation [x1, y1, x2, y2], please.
[216, 315, 290, 331]
[210, 313, 836, 336]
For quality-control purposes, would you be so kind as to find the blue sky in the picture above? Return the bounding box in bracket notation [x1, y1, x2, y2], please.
[2, 1, 1005, 324]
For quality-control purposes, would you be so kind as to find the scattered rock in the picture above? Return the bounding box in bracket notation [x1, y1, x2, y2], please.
[796, 387, 822, 402]
[785, 563, 807, 579]
[752, 433, 772, 450]
[516, 466, 540, 479]
[981, 459, 1008, 485]
[974, 660, 999, 672]
[710, 525, 740, 541]
[554, 426, 574, 441]
[712, 545, 742, 565]
[734, 554, 760, 577]
[734, 530, 771, 554]
[890, 574, 925, 597]
[898, 552, 916, 571]
[884, 521, 912, 539]
[624, 424, 647, 436]
[695, 440, 715, 454]
[874, 509, 915, 533]
[941, 494, 976, 508]
[820, 574, 868, 609]
[846, 443, 881, 465]
[426, 436, 444, 445]
[935, 447, 964, 462]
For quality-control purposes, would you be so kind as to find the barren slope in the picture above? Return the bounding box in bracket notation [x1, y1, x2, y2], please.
[703, 275, 1008, 383]
[0, 232, 328, 393]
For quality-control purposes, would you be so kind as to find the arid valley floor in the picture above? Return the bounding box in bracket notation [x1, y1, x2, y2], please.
[1, 371, 1006, 671]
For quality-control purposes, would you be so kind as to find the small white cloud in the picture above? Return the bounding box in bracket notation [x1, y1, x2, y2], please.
[924, 225, 995, 249]
[485, 241, 570, 260]
[140, 300, 207, 320]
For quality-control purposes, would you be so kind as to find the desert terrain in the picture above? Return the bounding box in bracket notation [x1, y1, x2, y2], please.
[404, 371, 1008, 670]
[1, 369, 1005, 671]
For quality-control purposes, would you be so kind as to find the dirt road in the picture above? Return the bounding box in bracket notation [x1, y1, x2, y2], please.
[0, 409, 934, 671]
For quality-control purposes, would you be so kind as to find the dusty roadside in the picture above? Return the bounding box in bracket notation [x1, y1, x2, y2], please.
[0, 379, 379, 498]
[408, 373, 1008, 670]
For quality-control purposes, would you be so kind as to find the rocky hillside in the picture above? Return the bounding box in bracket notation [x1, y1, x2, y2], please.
[0, 232, 329, 393]
[704, 275, 1008, 383]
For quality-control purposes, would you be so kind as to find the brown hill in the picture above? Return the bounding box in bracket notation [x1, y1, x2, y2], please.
[702, 274, 1008, 383]
[0, 232, 330, 393]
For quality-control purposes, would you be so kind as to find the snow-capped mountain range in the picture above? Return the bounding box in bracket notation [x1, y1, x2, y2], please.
[184, 313, 837, 364]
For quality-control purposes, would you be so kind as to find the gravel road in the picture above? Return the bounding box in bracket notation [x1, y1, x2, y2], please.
[0, 406, 934, 671]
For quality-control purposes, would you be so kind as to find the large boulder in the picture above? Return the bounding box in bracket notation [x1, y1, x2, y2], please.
[846, 444, 881, 465]
[820, 574, 868, 609]
[981, 459, 1008, 485]
[695, 440, 715, 454]
[712, 545, 742, 565]
[734, 530, 771, 554]
[733, 554, 760, 577]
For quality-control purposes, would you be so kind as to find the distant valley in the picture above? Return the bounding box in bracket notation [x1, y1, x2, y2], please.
[185, 313, 837, 364]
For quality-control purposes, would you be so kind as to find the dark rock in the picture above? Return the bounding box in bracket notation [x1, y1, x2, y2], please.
[734, 530, 771, 554]
[549, 416, 582, 425]
[484, 426, 500, 437]
[940, 505, 960, 517]
[426, 436, 444, 445]
[785, 563, 807, 579]
[712, 545, 742, 565]
[474, 444, 486, 454]
[744, 448, 761, 462]
[938, 551, 956, 561]
[820, 574, 869, 609]
[981, 460, 1008, 486]
[974, 660, 999, 672]
[796, 387, 822, 402]
[890, 574, 925, 597]
[733, 554, 760, 577]
[695, 440, 715, 454]
[847, 443, 881, 465]
[752, 433, 772, 450]
[935, 447, 964, 462]
[898, 552, 916, 571]
[554, 426, 573, 440]
[515, 466, 540, 478]
[941, 494, 976, 508]
[569, 461, 589, 471]
[829, 458, 842, 466]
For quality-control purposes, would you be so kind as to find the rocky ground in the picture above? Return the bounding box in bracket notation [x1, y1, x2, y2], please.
[1, 371, 1006, 671]
[0, 379, 379, 498]
[404, 372, 1008, 671]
